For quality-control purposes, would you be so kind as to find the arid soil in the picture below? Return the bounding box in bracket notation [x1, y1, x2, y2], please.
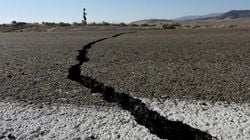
[0, 31, 130, 106]
[0, 28, 249, 139]
[82, 28, 250, 103]
[0, 29, 250, 106]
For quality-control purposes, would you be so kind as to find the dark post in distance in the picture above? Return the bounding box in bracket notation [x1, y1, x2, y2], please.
[82, 8, 87, 25]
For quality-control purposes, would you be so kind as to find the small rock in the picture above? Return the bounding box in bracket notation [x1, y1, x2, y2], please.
[161, 95, 170, 99]
[175, 115, 185, 122]
[92, 93, 100, 96]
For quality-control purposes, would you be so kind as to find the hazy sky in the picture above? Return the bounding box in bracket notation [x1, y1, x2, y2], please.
[0, 0, 250, 23]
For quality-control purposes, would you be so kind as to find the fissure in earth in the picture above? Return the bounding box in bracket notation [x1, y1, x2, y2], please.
[68, 32, 214, 140]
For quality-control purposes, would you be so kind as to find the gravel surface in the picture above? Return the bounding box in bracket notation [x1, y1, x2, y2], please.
[142, 98, 250, 140]
[0, 101, 160, 140]
[0, 29, 249, 139]
[82, 29, 250, 103]
[0, 31, 133, 106]
[1, 29, 249, 104]
[0, 99, 248, 140]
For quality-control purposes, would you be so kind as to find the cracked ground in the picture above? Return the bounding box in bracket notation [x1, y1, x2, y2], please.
[0, 28, 250, 139]
[1, 29, 249, 105]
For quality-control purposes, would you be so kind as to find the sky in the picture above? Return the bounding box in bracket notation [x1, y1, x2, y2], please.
[0, 0, 250, 24]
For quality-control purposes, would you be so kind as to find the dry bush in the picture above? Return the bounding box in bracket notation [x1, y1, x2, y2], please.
[162, 24, 176, 29]
[140, 23, 149, 27]
[101, 21, 110, 26]
[42, 22, 56, 26]
[119, 22, 127, 26]
[11, 21, 17, 25]
[58, 22, 71, 27]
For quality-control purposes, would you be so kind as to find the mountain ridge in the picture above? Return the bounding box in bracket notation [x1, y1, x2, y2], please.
[200, 10, 250, 20]
[131, 10, 250, 24]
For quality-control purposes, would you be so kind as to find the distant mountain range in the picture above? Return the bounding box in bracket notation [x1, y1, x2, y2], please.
[200, 10, 250, 20]
[175, 13, 222, 21]
[131, 10, 250, 24]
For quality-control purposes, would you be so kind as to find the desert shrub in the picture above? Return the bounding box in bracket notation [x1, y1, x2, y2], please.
[16, 22, 26, 26]
[119, 22, 127, 26]
[140, 23, 148, 27]
[42, 22, 56, 26]
[11, 21, 17, 25]
[162, 24, 176, 29]
[58, 22, 70, 27]
[10, 21, 27, 26]
[101, 21, 110, 26]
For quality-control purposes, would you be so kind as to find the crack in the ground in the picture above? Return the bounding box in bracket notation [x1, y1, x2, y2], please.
[68, 32, 214, 140]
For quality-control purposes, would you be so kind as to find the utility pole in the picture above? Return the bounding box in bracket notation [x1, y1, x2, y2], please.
[82, 8, 87, 25]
